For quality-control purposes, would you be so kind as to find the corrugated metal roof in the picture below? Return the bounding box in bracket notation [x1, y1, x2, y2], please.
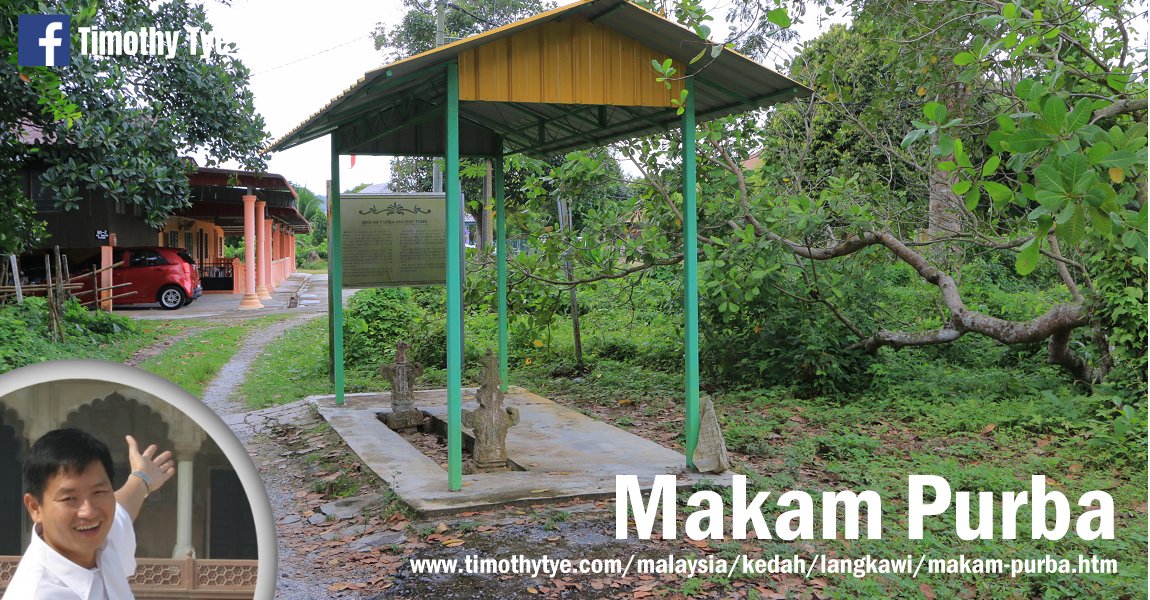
[267, 0, 810, 157]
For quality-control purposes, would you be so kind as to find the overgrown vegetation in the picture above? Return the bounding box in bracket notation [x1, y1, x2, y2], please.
[248, 261, 1145, 595]
[0, 297, 160, 371]
[2, 0, 268, 254]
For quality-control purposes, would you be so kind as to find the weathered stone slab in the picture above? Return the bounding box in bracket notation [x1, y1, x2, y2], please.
[310, 388, 734, 516]
[380, 341, 425, 430]
[461, 349, 519, 473]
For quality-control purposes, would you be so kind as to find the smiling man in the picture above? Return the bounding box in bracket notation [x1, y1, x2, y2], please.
[3, 429, 176, 600]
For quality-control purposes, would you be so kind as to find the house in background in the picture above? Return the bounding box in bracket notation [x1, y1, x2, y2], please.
[18, 163, 310, 307]
[165, 167, 311, 296]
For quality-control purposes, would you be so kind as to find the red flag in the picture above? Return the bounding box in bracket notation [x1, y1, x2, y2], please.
[349, 154, 356, 168]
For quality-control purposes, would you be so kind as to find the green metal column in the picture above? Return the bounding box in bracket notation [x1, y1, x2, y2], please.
[330, 134, 346, 406]
[445, 61, 463, 491]
[683, 77, 699, 468]
[495, 154, 509, 393]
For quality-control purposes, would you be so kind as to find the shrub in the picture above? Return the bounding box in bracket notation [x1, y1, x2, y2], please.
[343, 288, 420, 369]
[0, 298, 137, 372]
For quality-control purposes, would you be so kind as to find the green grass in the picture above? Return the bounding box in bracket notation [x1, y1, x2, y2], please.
[0, 298, 164, 372]
[239, 317, 341, 408]
[239, 316, 383, 409]
[502, 318, 1148, 598]
[136, 315, 293, 397]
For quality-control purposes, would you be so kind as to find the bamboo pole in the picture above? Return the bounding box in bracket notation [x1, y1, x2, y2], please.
[68, 261, 125, 281]
[44, 254, 59, 341]
[8, 255, 21, 303]
[54, 246, 65, 304]
[78, 290, 137, 307]
[0, 283, 82, 292]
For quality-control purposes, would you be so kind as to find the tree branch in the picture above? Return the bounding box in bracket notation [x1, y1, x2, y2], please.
[1092, 97, 1148, 122]
[1047, 233, 1084, 302]
[512, 255, 683, 287]
[1047, 327, 1109, 383]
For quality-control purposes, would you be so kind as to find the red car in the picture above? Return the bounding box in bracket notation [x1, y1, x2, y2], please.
[79, 247, 203, 310]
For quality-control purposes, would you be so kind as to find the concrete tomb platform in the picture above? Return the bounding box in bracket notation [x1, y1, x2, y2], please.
[310, 387, 733, 516]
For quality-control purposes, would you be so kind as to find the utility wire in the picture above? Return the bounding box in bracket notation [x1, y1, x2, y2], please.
[447, 2, 498, 27]
[252, 34, 373, 77]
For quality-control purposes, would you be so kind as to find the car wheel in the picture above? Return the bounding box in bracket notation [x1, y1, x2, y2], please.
[158, 286, 187, 310]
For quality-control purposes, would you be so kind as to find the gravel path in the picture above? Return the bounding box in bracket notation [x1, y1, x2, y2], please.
[190, 312, 342, 599]
[199, 314, 322, 420]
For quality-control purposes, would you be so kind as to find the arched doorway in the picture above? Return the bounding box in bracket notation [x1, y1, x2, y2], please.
[200, 437, 257, 559]
[0, 406, 26, 555]
[63, 393, 174, 557]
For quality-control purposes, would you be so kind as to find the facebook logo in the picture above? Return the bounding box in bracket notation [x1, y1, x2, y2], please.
[18, 15, 71, 67]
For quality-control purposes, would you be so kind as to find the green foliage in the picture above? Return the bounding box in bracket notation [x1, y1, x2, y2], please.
[373, 0, 552, 61]
[0, 298, 145, 372]
[343, 288, 421, 368]
[292, 183, 328, 267]
[1086, 239, 1148, 395]
[1, 0, 269, 253]
[893, 0, 1147, 275]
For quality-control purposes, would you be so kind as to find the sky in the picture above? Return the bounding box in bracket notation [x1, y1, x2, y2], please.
[201, 0, 832, 197]
[202, 0, 408, 195]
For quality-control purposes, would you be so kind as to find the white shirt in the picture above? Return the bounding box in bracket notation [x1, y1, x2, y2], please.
[2, 503, 137, 600]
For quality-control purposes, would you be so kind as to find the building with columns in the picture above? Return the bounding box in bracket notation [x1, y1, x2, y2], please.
[0, 380, 258, 562]
[166, 168, 311, 301]
[20, 166, 310, 309]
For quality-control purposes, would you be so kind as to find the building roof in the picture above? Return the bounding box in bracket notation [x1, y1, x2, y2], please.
[353, 183, 394, 194]
[179, 168, 311, 234]
[267, 0, 810, 158]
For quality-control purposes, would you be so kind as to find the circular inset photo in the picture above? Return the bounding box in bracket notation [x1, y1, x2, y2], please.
[0, 361, 275, 600]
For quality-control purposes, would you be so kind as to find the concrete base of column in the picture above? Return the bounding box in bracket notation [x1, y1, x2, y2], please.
[255, 285, 272, 300]
[239, 293, 264, 309]
[172, 544, 196, 559]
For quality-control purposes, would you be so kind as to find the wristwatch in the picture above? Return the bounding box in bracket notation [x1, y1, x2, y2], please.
[131, 470, 153, 497]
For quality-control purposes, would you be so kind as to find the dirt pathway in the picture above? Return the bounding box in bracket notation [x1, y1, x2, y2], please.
[124, 326, 203, 367]
[199, 314, 322, 419]
[173, 314, 695, 600]
[167, 312, 348, 599]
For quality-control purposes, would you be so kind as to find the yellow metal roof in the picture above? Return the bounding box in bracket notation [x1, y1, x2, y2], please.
[267, 0, 811, 157]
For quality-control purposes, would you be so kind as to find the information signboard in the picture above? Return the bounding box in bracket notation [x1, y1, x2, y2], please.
[340, 193, 446, 287]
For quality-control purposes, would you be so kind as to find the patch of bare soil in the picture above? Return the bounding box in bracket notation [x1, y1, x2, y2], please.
[123, 324, 205, 367]
[394, 420, 454, 470]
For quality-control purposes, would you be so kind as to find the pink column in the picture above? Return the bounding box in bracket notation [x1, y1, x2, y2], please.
[99, 233, 116, 312]
[254, 200, 271, 299]
[239, 195, 263, 309]
[272, 223, 281, 285]
[263, 219, 275, 290]
[289, 230, 296, 272]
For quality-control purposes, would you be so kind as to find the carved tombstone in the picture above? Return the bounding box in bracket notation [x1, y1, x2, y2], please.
[692, 395, 730, 473]
[461, 349, 519, 473]
[380, 341, 425, 430]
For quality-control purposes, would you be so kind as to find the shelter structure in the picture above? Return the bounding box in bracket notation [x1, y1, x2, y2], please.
[268, 0, 811, 490]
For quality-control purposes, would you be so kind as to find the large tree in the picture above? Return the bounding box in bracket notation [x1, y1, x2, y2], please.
[510, 0, 1146, 388]
[1, 0, 269, 253]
